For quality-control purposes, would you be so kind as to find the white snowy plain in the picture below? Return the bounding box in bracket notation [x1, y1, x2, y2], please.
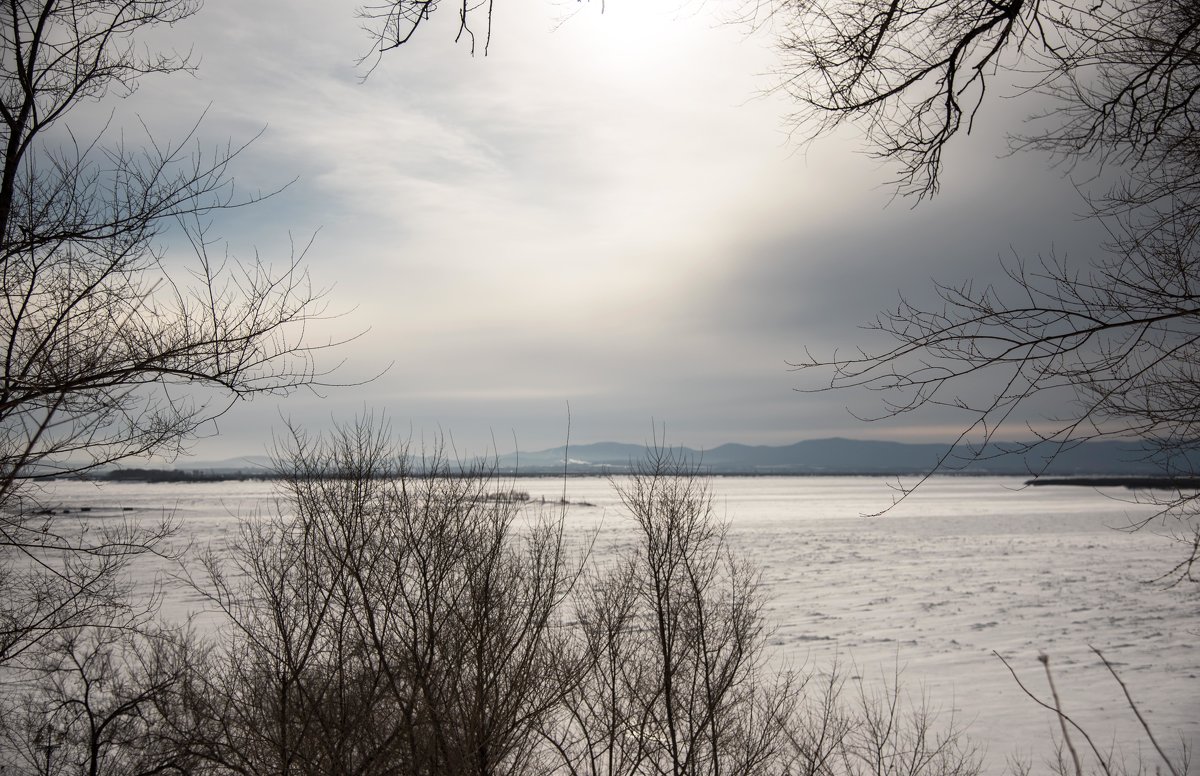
[42, 475, 1200, 773]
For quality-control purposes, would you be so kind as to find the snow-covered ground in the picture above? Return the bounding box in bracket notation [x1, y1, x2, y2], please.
[42, 475, 1199, 773]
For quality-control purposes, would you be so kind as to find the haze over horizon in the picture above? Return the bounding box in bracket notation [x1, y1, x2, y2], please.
[95, 1, 1115, 461]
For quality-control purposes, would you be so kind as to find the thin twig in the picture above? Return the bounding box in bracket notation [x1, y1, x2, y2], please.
[994, 651, 1113, 776]
[1039, 653, 1084, 776]
[1090, 646, 1182, 776]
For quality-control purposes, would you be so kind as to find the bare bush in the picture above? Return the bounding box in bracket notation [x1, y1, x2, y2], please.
[550, 445, 980, 776]
[171, 418, 581, 776]
[0, 624, 196, 775]
[552, 447, 788, 776]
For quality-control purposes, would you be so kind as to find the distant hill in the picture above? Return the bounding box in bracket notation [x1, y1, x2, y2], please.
[70, 438, 1198, 479]
[494, 438, 1194, 476]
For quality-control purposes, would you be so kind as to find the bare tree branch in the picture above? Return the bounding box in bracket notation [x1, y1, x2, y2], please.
[0, 1, 340, 668]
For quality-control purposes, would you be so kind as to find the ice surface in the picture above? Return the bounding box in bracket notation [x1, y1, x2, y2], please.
[41, 475, 1199, 773]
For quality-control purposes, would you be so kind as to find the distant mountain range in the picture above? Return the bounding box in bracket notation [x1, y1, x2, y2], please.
[94, 438, 1196, 478]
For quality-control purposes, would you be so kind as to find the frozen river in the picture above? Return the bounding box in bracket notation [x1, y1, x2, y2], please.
[41, 475, 1200, 772]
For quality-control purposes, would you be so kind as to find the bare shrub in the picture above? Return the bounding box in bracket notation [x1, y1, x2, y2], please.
[0, 624, 196, 776]
[550, 445, 980, 776]
[171, 417, 581, 776]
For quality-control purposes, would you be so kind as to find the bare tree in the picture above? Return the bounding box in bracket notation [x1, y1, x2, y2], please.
[357, 0, 496, 62]
[355, 0, 606, 63]
[175, 417, 582, 776]
[0, 0, 333, 667]
[549, 445, 797, 776]
[774, 0, 1200, 429]
[752, 0, 1198, 198]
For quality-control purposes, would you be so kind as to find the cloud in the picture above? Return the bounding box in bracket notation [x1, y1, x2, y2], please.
[79, 0, 1122, 458]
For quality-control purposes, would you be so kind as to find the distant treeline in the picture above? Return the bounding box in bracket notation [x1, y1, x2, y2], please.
[1026, 476, 1200, 490]
[101, 468, 276, 483]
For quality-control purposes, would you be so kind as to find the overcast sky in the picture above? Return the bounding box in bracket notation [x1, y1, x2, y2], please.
[103, 0, 1111, 460]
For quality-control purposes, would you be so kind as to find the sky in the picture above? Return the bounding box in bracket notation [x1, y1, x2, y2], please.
[92, 0, 1113, 460]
